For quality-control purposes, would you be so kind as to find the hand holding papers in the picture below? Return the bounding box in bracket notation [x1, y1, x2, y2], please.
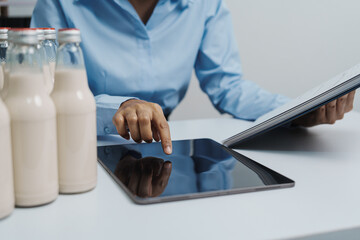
[223, 63, 360, 147]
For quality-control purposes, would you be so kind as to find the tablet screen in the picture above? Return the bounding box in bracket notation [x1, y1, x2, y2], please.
[98, 138, 294, 204]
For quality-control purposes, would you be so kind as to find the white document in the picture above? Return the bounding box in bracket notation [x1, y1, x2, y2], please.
[223, 63, 360, 147]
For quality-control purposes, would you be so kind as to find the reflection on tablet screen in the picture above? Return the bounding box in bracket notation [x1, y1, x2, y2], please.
[98, 139, 294, 204]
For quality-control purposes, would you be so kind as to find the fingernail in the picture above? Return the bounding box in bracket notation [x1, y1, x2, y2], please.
[164, 162, 171, 168]
[165, 146, 172, 155]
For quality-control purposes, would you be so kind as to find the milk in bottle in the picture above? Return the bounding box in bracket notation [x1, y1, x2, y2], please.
[0, 97, 14, 219]
[51, 28, 97, 193]
[4, 29, 58, 207]
[0, 28, 9, 92]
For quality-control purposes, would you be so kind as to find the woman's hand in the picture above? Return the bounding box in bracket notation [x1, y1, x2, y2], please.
[112, 99, 172, 155]
[292, 91, 355, 127]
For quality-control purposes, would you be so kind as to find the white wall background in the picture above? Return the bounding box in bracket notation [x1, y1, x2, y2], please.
[171, 0, 360, 120]
[6, 0, 360, 120]
[5, 0, 35, 16]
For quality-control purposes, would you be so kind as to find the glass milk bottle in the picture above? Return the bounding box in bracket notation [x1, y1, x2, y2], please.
[0, 97, 14, 219]
[0, 29, 13, 99]
[42, 28, 57, 78]
[35, 29, 53, 94]
[4, 29, 58, 207]
[0, 28, 9, 92]
[51, 28, 97, 193]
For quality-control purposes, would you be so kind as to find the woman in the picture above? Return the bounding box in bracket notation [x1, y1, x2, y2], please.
[31, 0, 355, 154]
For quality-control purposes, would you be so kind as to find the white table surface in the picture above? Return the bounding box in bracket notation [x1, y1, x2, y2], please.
[1, 112, 360, 240]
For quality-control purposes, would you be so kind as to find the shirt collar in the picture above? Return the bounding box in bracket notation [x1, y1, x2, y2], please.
[74, 0, 194, 7]
[73, 0, 194, 24]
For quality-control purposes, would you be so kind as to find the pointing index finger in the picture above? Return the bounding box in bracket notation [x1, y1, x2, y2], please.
[154, 115, 172, 155]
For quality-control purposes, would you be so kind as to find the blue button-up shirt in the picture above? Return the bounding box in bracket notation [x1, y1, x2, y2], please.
[31, 0, 289, 135]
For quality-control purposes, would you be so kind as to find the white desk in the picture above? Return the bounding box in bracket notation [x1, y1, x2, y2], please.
[1, 112, 360, 240]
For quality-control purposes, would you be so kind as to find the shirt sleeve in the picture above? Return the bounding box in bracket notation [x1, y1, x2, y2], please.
[30, 0, 69, 29]
[195, 0, 290, 121]
[95, 95, 137, 136]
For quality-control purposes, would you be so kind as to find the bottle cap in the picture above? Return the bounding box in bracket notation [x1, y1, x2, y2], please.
[38, 28, 56, 40]
[7, 29, 17, 43]
[58, 28, 81, 43]
[11, 28, 38, 45]
[34, 29, 45, 41]
[0, 27, 9, 40]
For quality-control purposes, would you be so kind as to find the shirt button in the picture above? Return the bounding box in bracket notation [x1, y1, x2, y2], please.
[104, 127, 111, 134]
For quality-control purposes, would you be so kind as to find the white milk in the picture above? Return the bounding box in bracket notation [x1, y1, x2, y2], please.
[49, 62, 56, 79]
[43, 64, 54, 94]
[5, 72, 58, 207]
[0, 62, 4, 91]
[0, 68, 9, 99]
[51, 69, 97, 193]
[0, 99, 14, 219]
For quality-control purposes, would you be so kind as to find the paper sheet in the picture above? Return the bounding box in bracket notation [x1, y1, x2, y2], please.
[255, 63, 360, 124]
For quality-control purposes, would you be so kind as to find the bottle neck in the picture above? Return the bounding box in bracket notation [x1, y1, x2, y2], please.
[4, 43, 13, 70]
[6, 42, 46, 96]
[53, 41, 89, 92]
[10, 43, 42, 74]
[43, 39, 57, 62]
[0, 40, 8, 46]
[56, 42, 85, 69]
[0, 40, 7, 62]
[43, 39, 57, 46]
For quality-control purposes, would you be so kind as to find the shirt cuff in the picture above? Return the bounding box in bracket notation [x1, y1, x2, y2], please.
[95, 94, 138, 136]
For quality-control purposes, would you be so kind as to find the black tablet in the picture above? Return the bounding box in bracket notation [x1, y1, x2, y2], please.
[97, 138, 294, 204]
